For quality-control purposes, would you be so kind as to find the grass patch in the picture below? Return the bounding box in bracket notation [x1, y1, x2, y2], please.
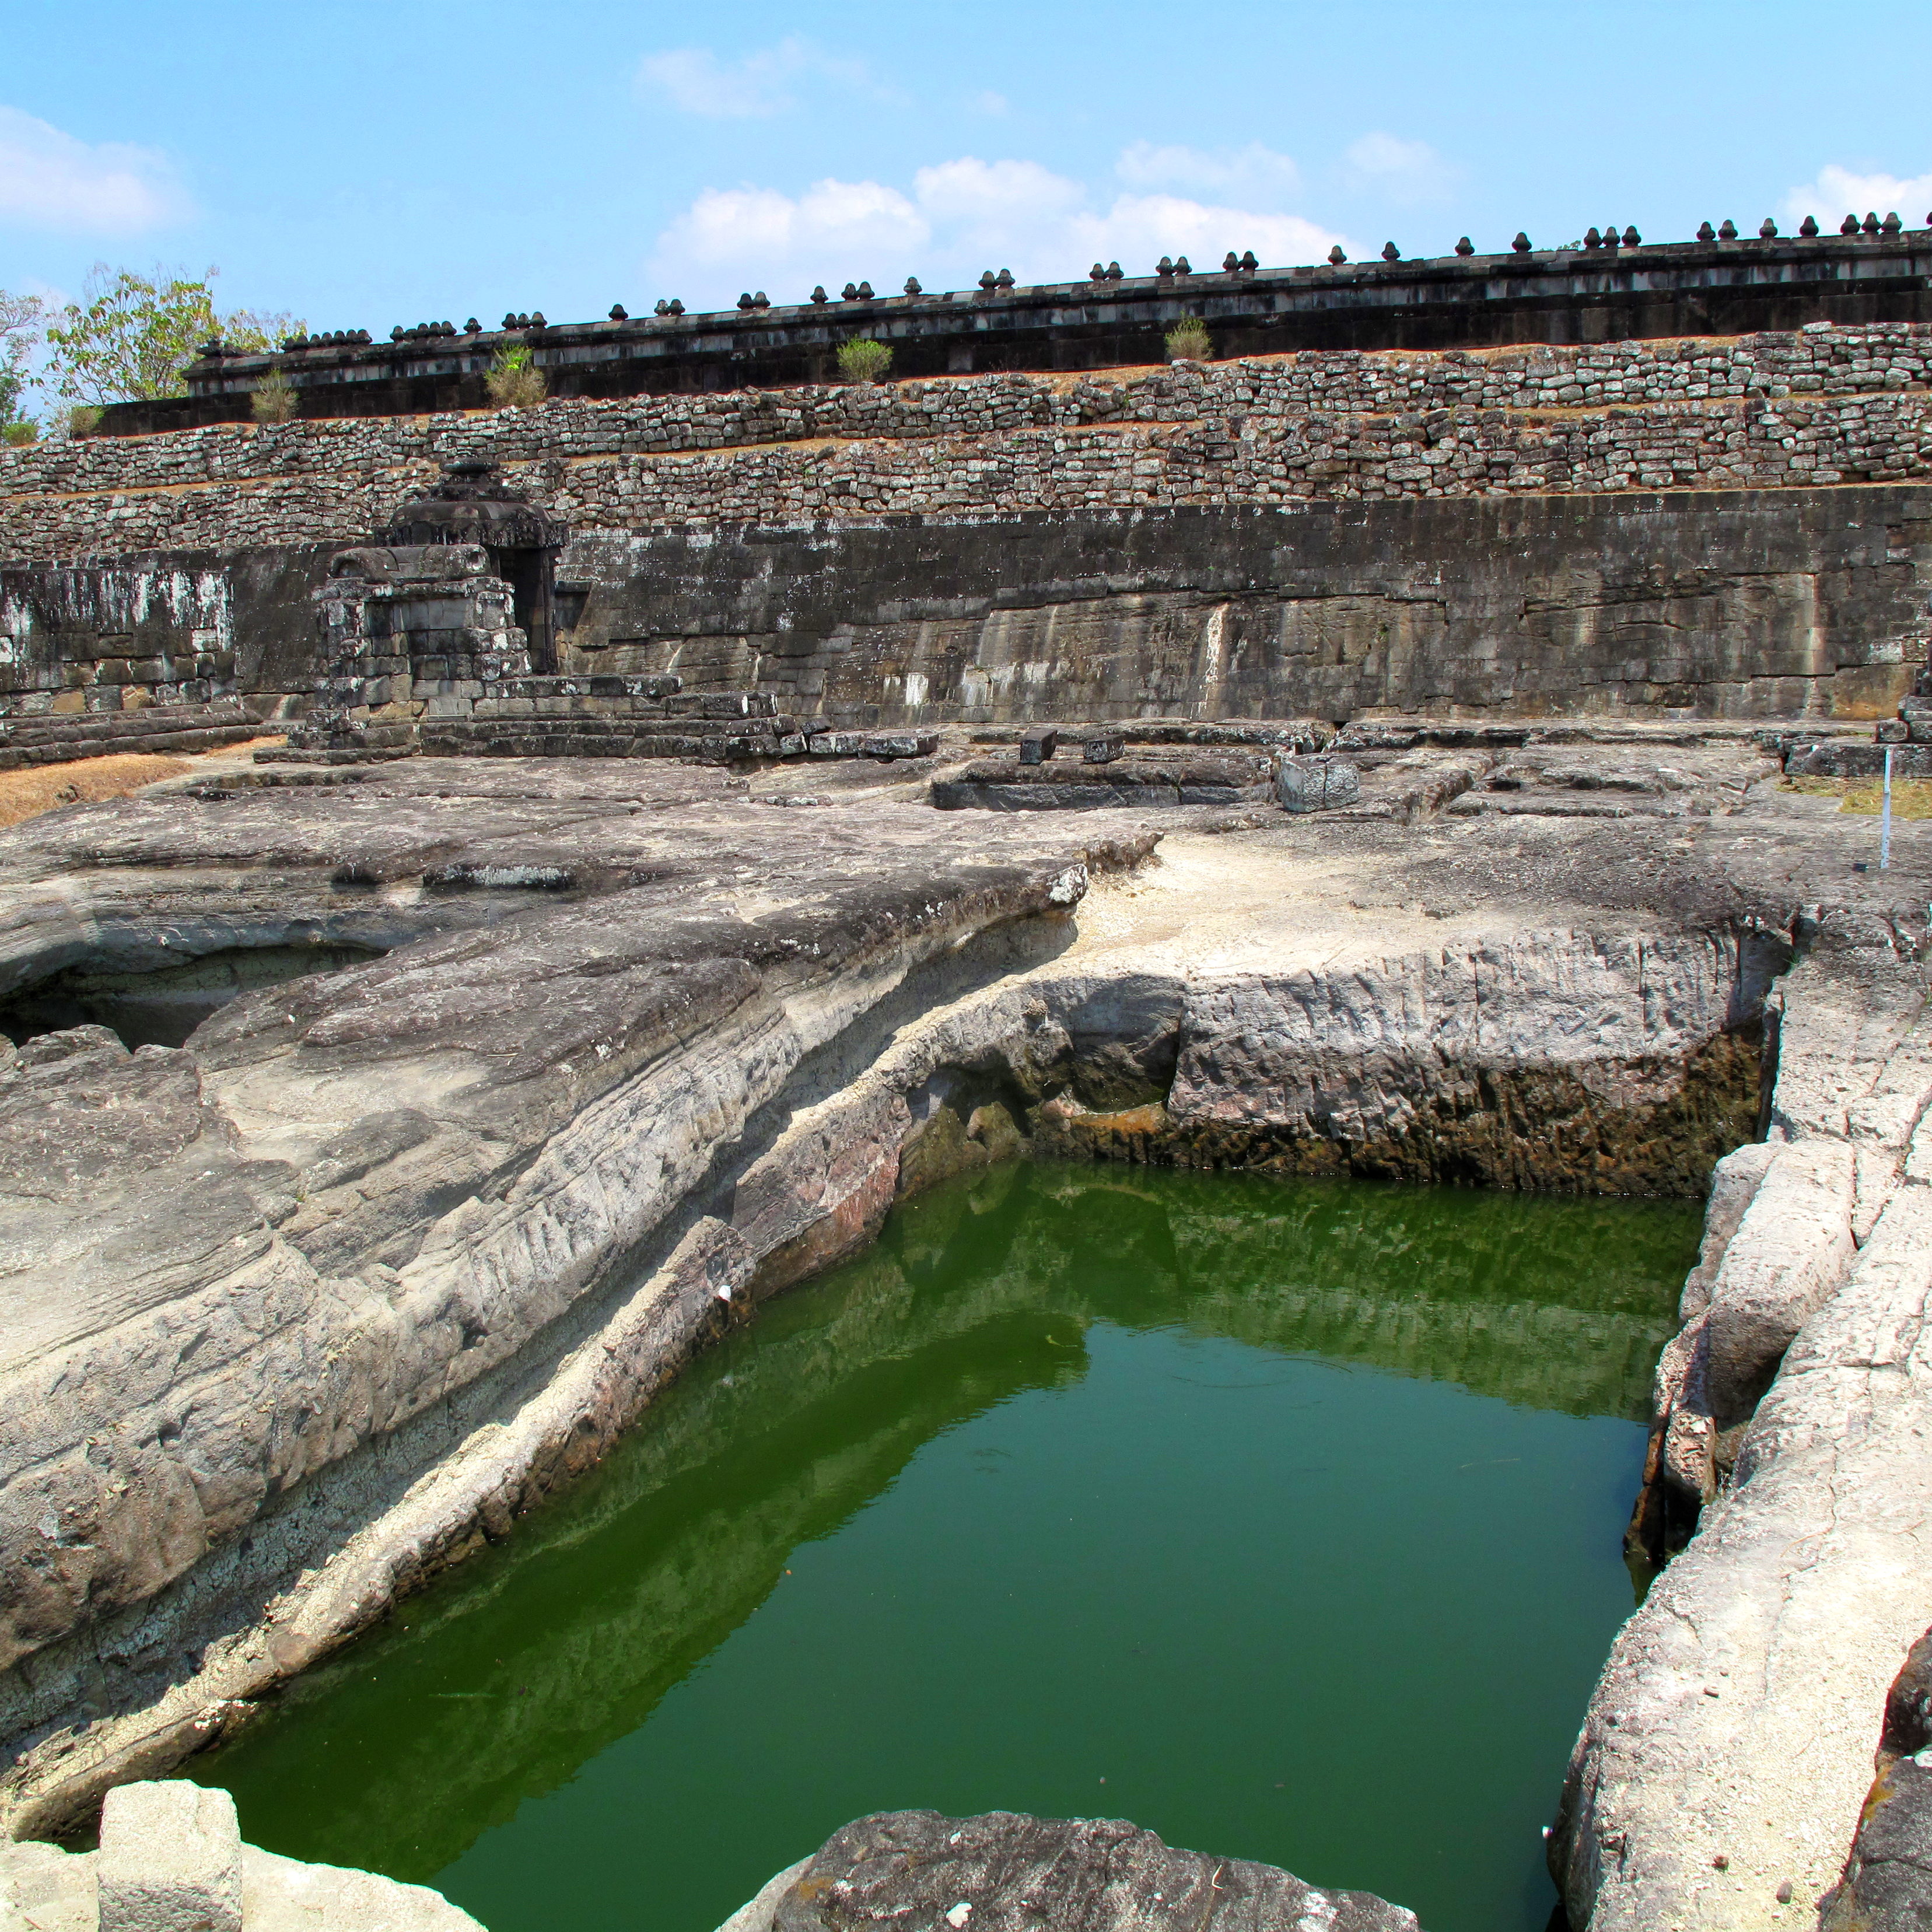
[1780, 776, 1932, 817]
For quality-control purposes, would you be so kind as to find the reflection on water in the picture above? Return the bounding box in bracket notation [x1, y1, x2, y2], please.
[194, 1163, 1696, 1932]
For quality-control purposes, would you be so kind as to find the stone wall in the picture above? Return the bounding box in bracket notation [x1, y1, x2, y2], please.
[5, 323, 1932, 733]
[548, 493, 1932, 723]
[5, 489, 1930, 730]
[5, 324, 1932, 563]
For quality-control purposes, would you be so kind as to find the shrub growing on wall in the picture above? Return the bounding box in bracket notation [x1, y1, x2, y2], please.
[250, 365, 299, 424]
[487, 343, 547, 408]
[1165, 317, 1212, 363]
[837, 337, 892, 384]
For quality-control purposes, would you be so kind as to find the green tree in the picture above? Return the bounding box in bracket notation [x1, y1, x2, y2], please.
[42, 265, 301, 405]
[0, 290, 44, 441]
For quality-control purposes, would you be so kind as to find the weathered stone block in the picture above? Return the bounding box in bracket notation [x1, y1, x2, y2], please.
[1083, 735, 1123, 763]
[98, 1780, 243, 1932]
[1274, 754, 1362, 811]
[1019, 726, 1059, 765]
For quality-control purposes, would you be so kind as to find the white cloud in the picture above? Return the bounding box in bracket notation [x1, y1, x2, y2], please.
[972, 90, 1010, 118]
[1071, 195, 1338, 275]
[1782, 163, 1932, 229]
[646, 151, 1353, 307]
[0, 107, 188, 233]
[1115, 142, 1302, 203]
[636, 38, 877, 119]
[655, 178, 928, 276]
[1341, 131, 1452, 203]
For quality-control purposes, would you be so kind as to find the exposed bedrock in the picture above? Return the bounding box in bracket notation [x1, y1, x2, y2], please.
[0, 754, 1790, 1836]
[718, 1810, 1417, 1932]
[0, 740, 1924, 1931]
[1, 1777, 480, 1931]
[1553, 938, 1932, 1929]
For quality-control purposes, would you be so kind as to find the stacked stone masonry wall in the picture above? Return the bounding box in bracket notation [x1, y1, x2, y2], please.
[6, 323, 1932, 563]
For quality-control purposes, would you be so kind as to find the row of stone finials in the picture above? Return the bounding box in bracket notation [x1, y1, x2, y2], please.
[276, 211, 1929, 353]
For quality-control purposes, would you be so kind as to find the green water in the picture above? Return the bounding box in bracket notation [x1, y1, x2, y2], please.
[192, 1162, 1699, 1932]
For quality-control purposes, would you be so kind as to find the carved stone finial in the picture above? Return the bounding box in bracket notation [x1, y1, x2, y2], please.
[1223, 251, 1240, 273]
[857, 280, 876, 299]
[1842, 214, 1861, 235]
[1090, 262, 1108, 281]
[754, 291, 769, 309]
[391, 325, 404, 341]
[994, 268, 1013, 289]
[1863, 211, 1881, 234]
[1512, 232, 1531, 252]
[811, 286, 828, 304]
[904, 276, 922, 295]
[1381, 240, 1399, 261]
[1798, 216, 1819, 237]
[1601, 225, 1620, 249]
[1698, 220, 1717, 242]
[1157, 256, 1175, 277]
[1583, 228, 1602, 250]
[609, 303, 627, 321]
[1105, 261, 1122, 279]
[1623, 225, 1640, 247]
[1759, 217, 1778, 239]
[1240, 250, 1258, 271]
[1454, 236, 1474, 256]
[1882, 211, 1903, 234]
[667, 299, 684, 316]
[978, 270, 997, 290]
[1717, 220, 1738, 240]
[737, 292, 755, 310]
[1328, 244, 1347, 265]
[1171, 257, 1189, 276]
[843, 282, 860, 300]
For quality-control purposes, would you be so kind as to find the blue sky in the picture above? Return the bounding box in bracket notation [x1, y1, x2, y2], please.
[5, 0, 1932, 337]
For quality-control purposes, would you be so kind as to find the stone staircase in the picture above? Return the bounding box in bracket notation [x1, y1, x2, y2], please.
[0, 701, 266, 771]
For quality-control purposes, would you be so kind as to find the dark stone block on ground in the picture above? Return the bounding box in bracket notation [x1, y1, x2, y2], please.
[730, 1811, 1419, 1932]
[933, 753, 1269, 811]
[1275, 754, 1363, 813]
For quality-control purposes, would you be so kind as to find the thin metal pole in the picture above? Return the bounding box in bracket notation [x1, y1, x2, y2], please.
[1882, 744, 1895, 871]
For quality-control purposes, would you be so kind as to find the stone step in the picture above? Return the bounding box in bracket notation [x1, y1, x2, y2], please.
[0, 719, 264, 771]
[420, 716, 796, 764]
[0, 702, 256, 747]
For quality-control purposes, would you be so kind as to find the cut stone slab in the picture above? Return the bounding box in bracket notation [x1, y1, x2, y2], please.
[732, 1811, 1418, 1932]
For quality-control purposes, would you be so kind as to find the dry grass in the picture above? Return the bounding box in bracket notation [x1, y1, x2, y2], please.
[0, 754, 194, 828]
[0, 737, 286, 830]
[1781, 775, 1932, 818]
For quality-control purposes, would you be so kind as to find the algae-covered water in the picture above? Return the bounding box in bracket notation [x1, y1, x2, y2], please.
[192, 1163, 1699, 1932]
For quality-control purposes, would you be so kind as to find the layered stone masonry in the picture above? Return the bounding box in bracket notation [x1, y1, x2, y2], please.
[5, 323, 1932, 563]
